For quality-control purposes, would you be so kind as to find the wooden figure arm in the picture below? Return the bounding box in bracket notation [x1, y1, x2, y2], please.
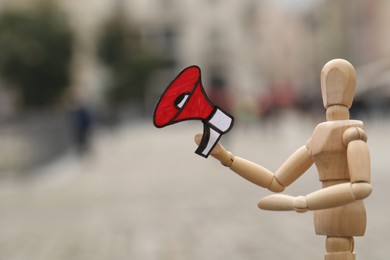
[258, 182, 371, 212]
[259, 127, 372, 212]
[274, 145, 314, 187]
[230, 156, 284, 192]
[304, 182, 371, 210]
[194, 134, 313, 193]
[194, 133, 283, 191]
[231, 145, 313, 192]
[343, 127, 371, 183]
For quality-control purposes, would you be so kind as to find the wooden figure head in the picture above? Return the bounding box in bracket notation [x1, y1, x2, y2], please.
[320, 59, 356, 109]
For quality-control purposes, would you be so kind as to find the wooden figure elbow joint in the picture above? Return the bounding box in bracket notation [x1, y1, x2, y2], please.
[195, 59, 372, 260]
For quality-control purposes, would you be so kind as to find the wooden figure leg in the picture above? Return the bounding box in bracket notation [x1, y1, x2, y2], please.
[325, 236, 355, 260]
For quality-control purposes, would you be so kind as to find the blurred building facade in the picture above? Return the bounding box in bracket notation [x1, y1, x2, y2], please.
[1, 0, 390, 172]
[2, 0, 390, 102]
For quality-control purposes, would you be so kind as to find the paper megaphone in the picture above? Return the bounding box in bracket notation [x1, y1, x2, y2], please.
[153, 66, 234, 158]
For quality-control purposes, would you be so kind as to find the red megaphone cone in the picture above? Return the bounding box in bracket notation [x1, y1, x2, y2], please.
[153, 66, 234, 157]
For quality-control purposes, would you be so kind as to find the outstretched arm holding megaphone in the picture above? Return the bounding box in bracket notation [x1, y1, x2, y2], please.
[194, 133, 313, 195]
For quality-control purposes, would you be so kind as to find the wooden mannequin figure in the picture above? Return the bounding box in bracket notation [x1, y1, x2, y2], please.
[195, 59, 371, 260]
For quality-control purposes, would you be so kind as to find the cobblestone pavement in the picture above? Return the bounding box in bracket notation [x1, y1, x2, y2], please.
[0, 112, 388, 260]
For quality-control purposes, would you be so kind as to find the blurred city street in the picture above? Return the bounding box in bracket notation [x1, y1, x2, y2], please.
[0, 1, 389, 259]
[0, 113, 388, 260]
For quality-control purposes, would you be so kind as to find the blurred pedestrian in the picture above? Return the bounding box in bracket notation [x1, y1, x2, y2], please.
[69, 100, 93, 155]
[72, 105, 92, 154]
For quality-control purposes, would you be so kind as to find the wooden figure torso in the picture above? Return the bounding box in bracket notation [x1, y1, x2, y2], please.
[309, 120, 363, 181]
[307, 120, 367, 236]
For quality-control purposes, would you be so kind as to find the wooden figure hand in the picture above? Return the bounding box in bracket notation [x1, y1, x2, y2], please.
[194, 133, 234, 166]
[258, 194, 308, 213]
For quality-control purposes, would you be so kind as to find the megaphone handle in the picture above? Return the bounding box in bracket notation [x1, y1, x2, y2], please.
[195, 107, 234, 158]
[195, 124, 221, 158]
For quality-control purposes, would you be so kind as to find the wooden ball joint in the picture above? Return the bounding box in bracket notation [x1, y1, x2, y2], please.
[195, 59, 371, 260]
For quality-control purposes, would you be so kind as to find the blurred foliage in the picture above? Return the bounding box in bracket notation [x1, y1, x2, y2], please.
[0, 3, 73, 108]
[97, 15, 161, 105]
